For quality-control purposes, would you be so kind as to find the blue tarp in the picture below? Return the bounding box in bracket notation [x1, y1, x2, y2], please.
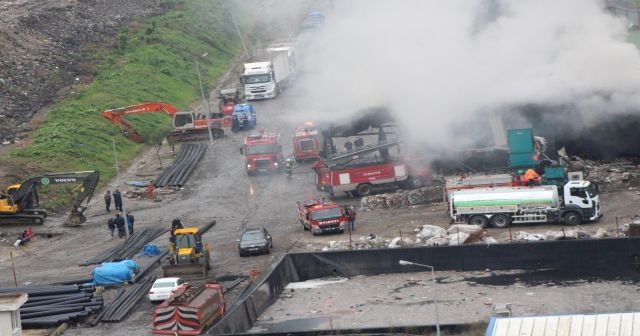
[92, 260, 138, 285]
[139, 244, 161, 257]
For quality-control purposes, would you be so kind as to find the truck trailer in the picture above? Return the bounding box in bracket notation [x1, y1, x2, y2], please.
[314, 156, 430, 197]
[241, 43, 295, 100]
[449, 180, 602, 228]
[151, 283, 225, 335]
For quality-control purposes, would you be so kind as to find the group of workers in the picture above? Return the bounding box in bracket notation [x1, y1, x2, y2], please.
[107, 212, 135, 238]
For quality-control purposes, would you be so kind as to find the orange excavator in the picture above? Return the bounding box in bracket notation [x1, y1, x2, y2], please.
[101, 102, 233, 143]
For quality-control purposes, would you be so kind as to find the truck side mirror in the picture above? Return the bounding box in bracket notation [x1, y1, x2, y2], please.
[239, 77, 245, 84]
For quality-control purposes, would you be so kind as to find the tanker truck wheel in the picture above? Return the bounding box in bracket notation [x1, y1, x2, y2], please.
[564, 212, 582, 226]
[490, 214, 511, 228]
[468, 215, 488, 228]
[356, 183, 372, 197]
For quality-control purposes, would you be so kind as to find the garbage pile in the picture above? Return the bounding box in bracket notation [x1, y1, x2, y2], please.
[512, 227, 610, 241]
[564, 157, 639, 184]
[321, 224, 496, 251]
[360, 186, 443, 210]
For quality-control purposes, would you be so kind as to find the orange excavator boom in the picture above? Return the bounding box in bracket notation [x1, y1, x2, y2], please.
[101, 102, 181, 143]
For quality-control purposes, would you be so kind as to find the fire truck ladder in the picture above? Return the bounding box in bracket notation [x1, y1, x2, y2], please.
[325, 138, 400, 166]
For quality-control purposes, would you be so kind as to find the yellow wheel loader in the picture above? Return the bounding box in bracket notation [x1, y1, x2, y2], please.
[162, 227, 212, 280]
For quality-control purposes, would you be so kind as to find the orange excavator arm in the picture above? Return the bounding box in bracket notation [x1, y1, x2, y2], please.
[101, 102, 181, 143]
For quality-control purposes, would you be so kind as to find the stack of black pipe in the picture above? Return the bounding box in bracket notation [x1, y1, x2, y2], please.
[155, 143, 207, 187]
[80, 227, 167, 266]
[0, 283, 102, 328]
[93, 276, 155, 324]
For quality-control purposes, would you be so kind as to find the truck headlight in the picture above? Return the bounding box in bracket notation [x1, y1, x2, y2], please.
[274, 162, 279, 167]
[247, 164, 252, 168]
[339, 221, 346, 228]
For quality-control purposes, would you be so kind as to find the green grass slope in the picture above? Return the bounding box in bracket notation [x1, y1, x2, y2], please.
[3, 0, 241, 208]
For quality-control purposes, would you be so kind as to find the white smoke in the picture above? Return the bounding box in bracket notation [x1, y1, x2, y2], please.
[292, 0, 640, 150]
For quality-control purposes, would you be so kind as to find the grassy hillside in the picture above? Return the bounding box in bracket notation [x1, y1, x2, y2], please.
[3, 0, 241, 209]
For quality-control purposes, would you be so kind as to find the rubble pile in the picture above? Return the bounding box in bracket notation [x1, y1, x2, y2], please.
[567, 158, 639, 184]
[512, 227, 611, 242]
[320, 224, 495, 251]
[124, 187, 178, 200]
[360, 186, 443, 210]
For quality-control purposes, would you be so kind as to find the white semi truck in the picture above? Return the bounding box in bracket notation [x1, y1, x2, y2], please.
[449, 180, 601, 228]
[241, 43, 296, 100]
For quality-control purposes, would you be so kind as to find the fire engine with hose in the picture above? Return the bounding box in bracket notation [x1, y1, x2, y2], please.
[101, 102, 232, 143]
[313, 107, 431, 197]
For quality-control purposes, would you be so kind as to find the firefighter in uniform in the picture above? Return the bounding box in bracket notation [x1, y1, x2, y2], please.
[284, 158, 295, 179]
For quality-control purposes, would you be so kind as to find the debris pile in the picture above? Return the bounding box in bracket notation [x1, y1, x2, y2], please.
[565, 157, 639, 184]
[360, 186, 443, 210]
[321, 224, 495, 251]
[124, 186, 179, 199]
[512, 227, 610, 242]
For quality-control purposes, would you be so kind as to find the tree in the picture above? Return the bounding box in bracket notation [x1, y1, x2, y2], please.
[146, 126, 171, 169]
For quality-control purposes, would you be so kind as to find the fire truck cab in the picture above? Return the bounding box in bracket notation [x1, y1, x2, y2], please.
[292, 122, 322, 162]
[241, 131, 284, 174]
[297, 199, 347, 235]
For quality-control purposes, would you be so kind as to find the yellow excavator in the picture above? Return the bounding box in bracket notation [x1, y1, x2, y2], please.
[163, 227, 212, 279]
[0, 171, 100, 226]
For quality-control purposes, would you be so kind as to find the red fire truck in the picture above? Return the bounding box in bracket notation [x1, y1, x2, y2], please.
[292, 122, 322, 162]
[241, 131, 284, 174]
[297, 199, 348, 235]
[313, 140, 431, 197]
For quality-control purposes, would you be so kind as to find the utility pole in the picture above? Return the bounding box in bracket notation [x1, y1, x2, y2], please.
[112, 138, 130, 237]
[221, 1, 249, 59]
[195, 58, 214, 144]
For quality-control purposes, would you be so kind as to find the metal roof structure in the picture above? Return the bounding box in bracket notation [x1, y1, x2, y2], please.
[486, 313, 640, 336]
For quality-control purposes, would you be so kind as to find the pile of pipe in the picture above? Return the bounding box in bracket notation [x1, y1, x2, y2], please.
[155, 143, 207, 187]
[0, 283, 102, 328]
[92, 277, 155, 324]
[80, 227, 167, 266]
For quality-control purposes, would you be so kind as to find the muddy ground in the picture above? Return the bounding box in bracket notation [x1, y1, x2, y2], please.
[2, 3, 640, 336]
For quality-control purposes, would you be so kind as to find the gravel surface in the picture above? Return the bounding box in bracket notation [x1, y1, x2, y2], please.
[2, 1, 640, 335]
[251, 272, 640, 333]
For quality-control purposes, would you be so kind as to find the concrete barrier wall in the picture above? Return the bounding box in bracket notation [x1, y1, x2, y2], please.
[208, 237, 640, 335]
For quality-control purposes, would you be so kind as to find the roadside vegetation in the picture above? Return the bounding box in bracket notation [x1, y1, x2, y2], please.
[3, 0, 242, 210]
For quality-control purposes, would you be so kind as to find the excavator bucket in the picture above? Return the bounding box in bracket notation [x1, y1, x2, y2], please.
[64, 211, 86, 227]
[162, 263, 207, 280]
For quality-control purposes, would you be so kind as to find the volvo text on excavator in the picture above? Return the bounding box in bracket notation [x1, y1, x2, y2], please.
[0, 171, 100, 226]
[101, 102, 233, 143]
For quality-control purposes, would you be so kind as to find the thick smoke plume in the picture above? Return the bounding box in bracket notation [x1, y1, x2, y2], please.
[292, 0, 640, 157]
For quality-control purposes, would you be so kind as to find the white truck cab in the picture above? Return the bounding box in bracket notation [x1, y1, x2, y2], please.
[241, 61, 277, 100]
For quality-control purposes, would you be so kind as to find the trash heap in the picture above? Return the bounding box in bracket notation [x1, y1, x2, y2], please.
[321, 225, 495, 251]
[360, 186, 443, 210]
[565, 157, 638, 184]
[513, 227, 610, 241]
[319, 224, 617, 251]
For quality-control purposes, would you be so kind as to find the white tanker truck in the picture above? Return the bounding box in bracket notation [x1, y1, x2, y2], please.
[449, 180, 601, 228]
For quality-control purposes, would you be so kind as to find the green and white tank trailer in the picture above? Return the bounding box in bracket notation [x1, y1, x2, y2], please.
[449, 181, 601, 228]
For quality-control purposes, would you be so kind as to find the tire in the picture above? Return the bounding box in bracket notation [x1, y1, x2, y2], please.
[406, 176, 424, 189]
[239, 251, 245, 257]
[490, 214, 511, 228]
[266, 247, 271, 254]
[356, 183, 372, 197]
[564, 212, 582, 226]
[468, 215, 489, 228]
[33, 217, 44, 225]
